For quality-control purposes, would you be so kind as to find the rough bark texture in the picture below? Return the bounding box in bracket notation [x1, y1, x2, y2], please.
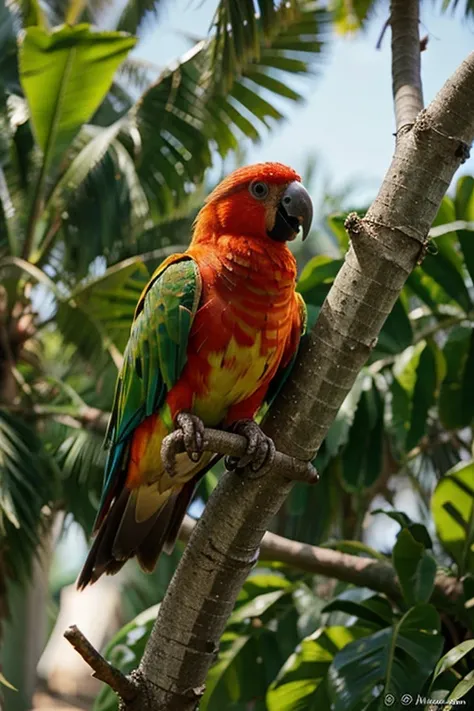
[391, 0, 423, 132]
[122, 50, 474, 711]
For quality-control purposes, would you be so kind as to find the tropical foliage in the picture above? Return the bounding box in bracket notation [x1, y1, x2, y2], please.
[1, 0, 474, 709]
[0, 0, 328, 591]
[96, 175, 474, 710]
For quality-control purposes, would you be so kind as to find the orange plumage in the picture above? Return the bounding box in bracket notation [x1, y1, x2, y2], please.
[78, 162, 312, 587]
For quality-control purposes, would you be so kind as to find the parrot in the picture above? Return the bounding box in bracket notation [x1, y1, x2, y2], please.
[77, 162, 313, 589]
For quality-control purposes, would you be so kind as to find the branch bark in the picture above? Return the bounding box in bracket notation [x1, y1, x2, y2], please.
[113, 51, 474, 711]
[177, 517, 464, 611]
[64, 626, 138, 701]
[390, 0, 424, 132]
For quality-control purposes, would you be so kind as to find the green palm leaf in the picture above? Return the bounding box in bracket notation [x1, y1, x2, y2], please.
[115, 0, 165, 36]
[0, 409, 58, 581]
[122, 0, 329, 218]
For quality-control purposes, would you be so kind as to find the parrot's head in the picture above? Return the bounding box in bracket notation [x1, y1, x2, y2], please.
[193, 162, 313, 245]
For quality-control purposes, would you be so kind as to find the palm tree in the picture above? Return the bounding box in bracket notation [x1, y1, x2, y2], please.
[0, 0, 329, 705]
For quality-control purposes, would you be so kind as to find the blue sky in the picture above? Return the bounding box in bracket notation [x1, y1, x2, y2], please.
[135, 0, 474, 204]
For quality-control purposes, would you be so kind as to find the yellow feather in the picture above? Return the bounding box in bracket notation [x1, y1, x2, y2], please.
[194, 334, 275, 424]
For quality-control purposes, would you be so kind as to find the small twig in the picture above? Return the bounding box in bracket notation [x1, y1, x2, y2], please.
[163, 427, 318, 483]
[376, 16, 390, 50]
[64, 625, 138, 702]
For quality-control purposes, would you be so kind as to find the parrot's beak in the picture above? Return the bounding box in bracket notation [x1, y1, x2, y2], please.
[268, 181, 313, 243]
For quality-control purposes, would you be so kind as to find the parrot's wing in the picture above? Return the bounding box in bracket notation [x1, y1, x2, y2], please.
[263, 293, 307, 411]
[95, 254, 201, 531]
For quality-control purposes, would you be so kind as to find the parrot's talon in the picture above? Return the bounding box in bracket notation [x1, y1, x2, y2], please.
[176, 412, 205, 459]
[161, 430, 184, 477]
[161, 413, 205, 476]
[227, 420, 276, 478]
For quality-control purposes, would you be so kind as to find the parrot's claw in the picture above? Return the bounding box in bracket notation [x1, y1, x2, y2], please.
[225, 419, 276, 478]
[161, 412, 205, 476]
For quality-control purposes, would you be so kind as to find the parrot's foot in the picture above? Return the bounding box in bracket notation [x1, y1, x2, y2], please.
[225, 419, 276, 478]
[161, 412, 205, 476]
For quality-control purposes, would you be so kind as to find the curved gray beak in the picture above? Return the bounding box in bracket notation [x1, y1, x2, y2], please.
[280, 181, 313, 241]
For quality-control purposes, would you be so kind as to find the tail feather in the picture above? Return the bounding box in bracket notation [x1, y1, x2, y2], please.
[77, 489, 130, 590]
[77, 455, 223, 589]
[135, 478, 197, 574]
[135, 494, 180, 572]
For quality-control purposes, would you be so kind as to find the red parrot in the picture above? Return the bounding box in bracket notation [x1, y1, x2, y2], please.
[78, 162, 312, 588]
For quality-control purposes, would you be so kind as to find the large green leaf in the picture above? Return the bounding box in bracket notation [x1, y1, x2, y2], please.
[445, 671, 474, 710]
[454, 175, 474, 282]
[420, 245, 472, 313]
[438, 326, 474, 430]
[297, 255, 343, 306]
[328, 604, 443, 710]
[201, 574, 301, 710]
[266, 626, 370, 711]
[324, 371, 365, 458]
[322, 594, 394, 629]
[432, 460, 474, 576]
[341, 376, 384, 492]
[433, 640, 474, 680]
[374, 295, 413, 357]
[392, 529, 437, 606]
[19, 25, 135, 171]
[390, 340, 445, 452]
[371, 509, 433, 549]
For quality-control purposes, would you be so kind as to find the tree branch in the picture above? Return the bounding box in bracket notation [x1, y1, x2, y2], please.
[390, 0, 424, 132]
[121, 51, 474, 711]
[63, 625, 138, 702]
[178, 517, 464, 611]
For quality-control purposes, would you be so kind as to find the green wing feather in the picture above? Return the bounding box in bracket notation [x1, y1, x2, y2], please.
[95, 256, 201, 528]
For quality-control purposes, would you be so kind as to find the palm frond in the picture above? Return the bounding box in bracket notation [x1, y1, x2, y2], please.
[115, 0, 165, 36]
[0, 409, 58, 581]
[117, 56, 161, 94]
[0, 98, 35, 253]
[122, 0, 329, 219]
[54, 426, 105, 531]
[440, 0, 474, 17]
[65, 256, 150, 352]
[0, 0, 20, 95]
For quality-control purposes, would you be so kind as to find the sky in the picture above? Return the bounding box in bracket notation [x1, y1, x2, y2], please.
[134, 0, 474, 205]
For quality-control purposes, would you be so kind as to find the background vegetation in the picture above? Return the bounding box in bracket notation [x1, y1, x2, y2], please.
[1, 0, 474, 709]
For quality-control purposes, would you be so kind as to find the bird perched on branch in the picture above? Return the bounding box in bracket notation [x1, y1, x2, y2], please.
[78, 162, 313, 588]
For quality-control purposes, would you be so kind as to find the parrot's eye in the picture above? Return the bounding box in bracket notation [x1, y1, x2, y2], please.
[249, 180, 269, 200]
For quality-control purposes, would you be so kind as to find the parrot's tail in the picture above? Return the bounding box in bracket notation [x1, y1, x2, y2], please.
[76, 480, 196, 589]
